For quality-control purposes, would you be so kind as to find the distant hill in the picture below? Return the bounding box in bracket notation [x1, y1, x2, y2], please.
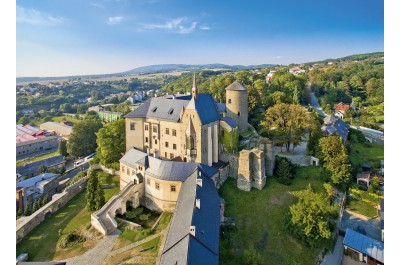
[305, 52, 384, 65]
[16, 63, 275, 83]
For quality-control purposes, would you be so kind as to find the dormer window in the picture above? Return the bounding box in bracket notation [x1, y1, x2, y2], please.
[168, 108, 174, 115]
[152, 107, 158, 112]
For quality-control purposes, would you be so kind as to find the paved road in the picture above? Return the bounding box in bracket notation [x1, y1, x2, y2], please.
[350, 125, 384, 145]
[307, 88, 328, 117]
[60, 162, 89, 181]
[340, 210, 381, 241]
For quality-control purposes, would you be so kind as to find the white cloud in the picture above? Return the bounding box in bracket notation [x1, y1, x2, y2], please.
[142, 17, 199, 34]
[108, 16, 124, 25]
[199, 25, 210, 30]
[16, 5, 65, 26]
[90, 2, 105, 9]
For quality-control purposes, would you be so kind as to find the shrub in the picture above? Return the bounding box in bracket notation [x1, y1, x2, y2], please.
[58, 231, 86, 248]
[126, 207, 144, 219]
[139, 213, 151, 221]
[275, 156, 294, 185]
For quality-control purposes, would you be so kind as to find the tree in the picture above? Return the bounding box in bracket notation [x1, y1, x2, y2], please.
[371, 176, 380, 193]
[67, 119, 103, 158]
[38, 164, 48, 174]
[260, 103, 310, 152]
[275, 157, 293, 185]
[18, 116, 30, 125]
[96, 119, 126, 168]
[24, 205, 31, 216]
[41, 194, 49, 207]
[58, 140, 68, 157]
[319, 134, 351, 186]
[86, 171, 99, 211]
[95, 180, 105, 210]
[287, 185, 338, 246]
[323, 183, 336, 201]
[247, 85, 261, 115]
[32, 200, 41, 212]
[307, 115, 323, 157]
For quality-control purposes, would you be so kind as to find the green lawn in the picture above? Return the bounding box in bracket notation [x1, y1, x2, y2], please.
[219, 166, 330, 265]
[16, 150, 60, 167]
[349, 142, 384, 172]
[16, 173, 121, 261]
[346, 188, 381, 218]
[32, 115, 82, 126]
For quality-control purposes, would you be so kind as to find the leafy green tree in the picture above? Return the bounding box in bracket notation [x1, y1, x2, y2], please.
[67, 119, 102, 158]
[287, 185, 338, 246]
[247, 85, 261, 115]
[86, 171, 98, 211]
[371, 176, 380, 192]
[319, 134, 351, 186]
[270, 91, 287, 105]
[95, 180, 105, 210]
[275, 157, 293, 185]
[260, 103, 310, 152]
[58, 140, 68, 157]
[41, 194, 49, 206]
[323, 183, 336, 201]
[32, 200, 41, 212]
[96, 119, 126, 167]
[18, 116, 30, 125]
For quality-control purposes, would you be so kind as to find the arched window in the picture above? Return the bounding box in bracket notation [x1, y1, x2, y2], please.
[190, 136, 195, 150]
[238, 112, 241, 116]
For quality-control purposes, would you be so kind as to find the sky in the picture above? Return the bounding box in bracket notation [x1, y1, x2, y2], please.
[15, 0, 384, 77]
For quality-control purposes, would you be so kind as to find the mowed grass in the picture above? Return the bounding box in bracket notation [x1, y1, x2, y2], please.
[349, 142, 384, 172]
[16, 150, 60, 167]
[219, 166, 328, 265]
[16, 173, 120, 261]
[346, 188, 381, 218]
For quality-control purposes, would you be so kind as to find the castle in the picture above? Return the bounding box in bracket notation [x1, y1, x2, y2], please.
[91, 75, 273, 264]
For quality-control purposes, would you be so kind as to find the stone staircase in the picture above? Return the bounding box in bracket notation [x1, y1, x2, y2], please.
[101, 214, 117, 235]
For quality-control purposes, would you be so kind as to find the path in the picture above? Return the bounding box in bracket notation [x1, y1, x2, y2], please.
[61, 230, 121, 265]
[320, 236, 344, 265]
[107, 231, 164, 257]
[307, 85, 328, 117]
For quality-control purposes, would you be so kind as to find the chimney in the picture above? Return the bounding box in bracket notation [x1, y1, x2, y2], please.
[189, 226, 196, 236]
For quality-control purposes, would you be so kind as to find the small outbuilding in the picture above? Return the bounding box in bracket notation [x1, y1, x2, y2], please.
[343, 228, 384, 265]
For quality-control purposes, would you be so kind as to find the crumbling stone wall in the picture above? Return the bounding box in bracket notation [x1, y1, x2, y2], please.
[237, 149, 266, 191]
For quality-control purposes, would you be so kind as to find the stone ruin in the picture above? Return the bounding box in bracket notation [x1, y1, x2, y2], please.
[237, 138, 275, 191]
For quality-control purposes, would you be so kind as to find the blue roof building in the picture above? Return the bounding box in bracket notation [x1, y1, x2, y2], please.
[343, 228, 384, 264]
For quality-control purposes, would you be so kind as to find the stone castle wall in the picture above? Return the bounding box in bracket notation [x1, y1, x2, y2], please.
[16, 178, 88, 243]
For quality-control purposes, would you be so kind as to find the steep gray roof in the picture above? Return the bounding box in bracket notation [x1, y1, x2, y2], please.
[16, 173, 59, 188]
[125, 94, 220, 125]
[160, 170, 220, 265]
[125, 97, 188, 122]
[225, 81, 248, 91]
[119, 149, 218, 182]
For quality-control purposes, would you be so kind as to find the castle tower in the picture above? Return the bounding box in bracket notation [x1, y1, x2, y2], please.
[192, 73, 198, 100]
[225, 81, 248, 133]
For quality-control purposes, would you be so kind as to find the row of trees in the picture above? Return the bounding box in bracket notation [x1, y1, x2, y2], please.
[17, 194, 49, 217]
[86, 171, 105, 211]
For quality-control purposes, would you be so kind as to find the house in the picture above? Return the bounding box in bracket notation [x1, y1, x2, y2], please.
[40, 122, 73, 140]
[16, 124, 59, 158]
[333, 110, 345, 119]
[334, 102, 350, 113]
[343, 228, 384, 265]
[321, 115, 350, 142]
[378, 199, 384, 242]
[16, 173, 59, 212]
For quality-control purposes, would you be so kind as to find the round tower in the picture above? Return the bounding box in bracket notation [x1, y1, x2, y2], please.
[225, 81, 248, 133]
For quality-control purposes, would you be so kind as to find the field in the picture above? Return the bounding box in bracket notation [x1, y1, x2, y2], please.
[16, 173, 120, 261]
[348, 142, 384, 172]
[219, 166, 330, 265]
[33, 115, 82, 126]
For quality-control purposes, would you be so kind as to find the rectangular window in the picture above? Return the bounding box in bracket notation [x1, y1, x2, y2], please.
[171, 185, 176, 192]
[130, 122, 135, 130]
[228, 99, 231, 104]
[173, 144, 177, 150]
[145, 124, 149, 131]
[165, 152, 167, 158]
[145, 137, 149, 143]
[127, 168, 130, 175]
[153, 126, 157, 133]
[155, 182, 160, 190]
[172, 129, 177, 136]
[165, 142, 169, 148]
[170, 153, 174, 159]
[166, 128, 169, 135]
[155, 139, 158, 144]
[147, 178, 150, 185]
[121, 166, 125, 173]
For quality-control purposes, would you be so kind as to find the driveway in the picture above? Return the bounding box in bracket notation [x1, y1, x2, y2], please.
[340, 210, 381, 241]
